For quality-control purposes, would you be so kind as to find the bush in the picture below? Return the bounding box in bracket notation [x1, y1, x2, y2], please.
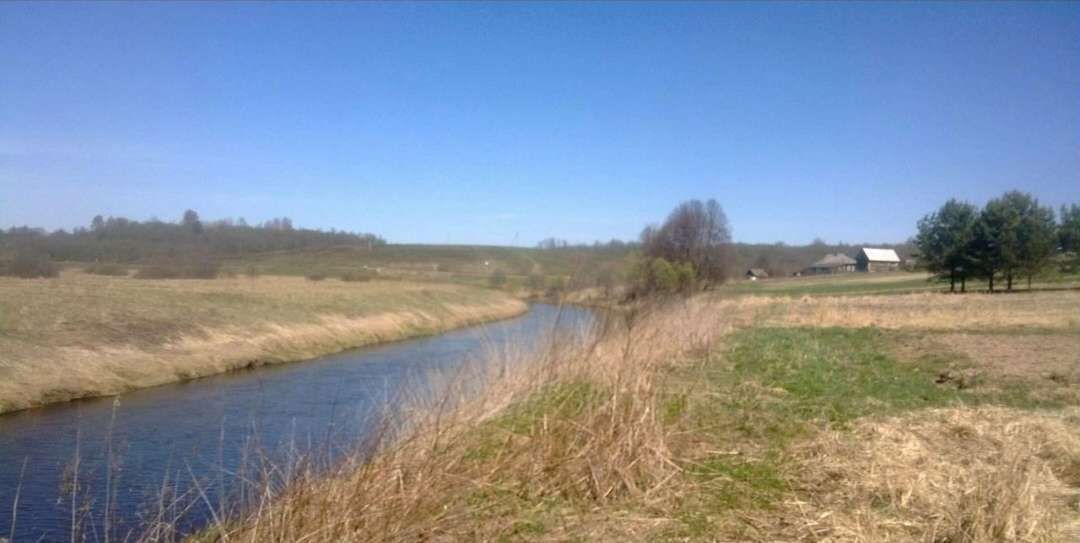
[306, 272, 327, 282]
[2, 250, 59, 278]
[341, 269, 377, 282]
[83, 263, 129, 276]
[649, 258, 679, 292]
[244, 265, 260, 279]
[623, 254, 694, 297]
[673, 261, 696, 292]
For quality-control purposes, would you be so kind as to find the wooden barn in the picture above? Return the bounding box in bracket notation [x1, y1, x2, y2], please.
[745, 268, 769, 280]
[856, 247, 901, 272]
[803, 253, 857, 275]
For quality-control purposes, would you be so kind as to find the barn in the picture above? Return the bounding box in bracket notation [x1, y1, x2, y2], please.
[803, 253, 857, 275]
[745, 268, 769, 280]
[856, 248, 901, 272]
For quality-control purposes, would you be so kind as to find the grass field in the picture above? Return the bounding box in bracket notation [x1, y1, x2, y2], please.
[177, 280, 1080, 542]
[719, 270, 1080, 297]
[216, 244, 627, 289]
[0, 271, 526, 414]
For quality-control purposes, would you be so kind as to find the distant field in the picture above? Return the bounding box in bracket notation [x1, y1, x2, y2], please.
[218, 244, 629, 288]
[0, 271, 527, 413]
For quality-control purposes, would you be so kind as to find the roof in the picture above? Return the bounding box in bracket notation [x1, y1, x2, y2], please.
[809, 253, 856, 268]
[746, 268, 769, 277]
[859, 248, 901, 263]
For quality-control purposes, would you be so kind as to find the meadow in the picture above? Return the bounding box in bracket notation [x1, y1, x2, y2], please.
[0, 271, 526, 414]
[172, 280, 1080, 542]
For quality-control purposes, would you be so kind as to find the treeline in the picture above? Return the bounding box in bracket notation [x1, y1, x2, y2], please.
[915, 190, 1079, 292]
[0, 210, 384, 278]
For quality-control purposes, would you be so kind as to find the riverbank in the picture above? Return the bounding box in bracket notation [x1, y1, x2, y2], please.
[0, 272, 527, 414]
[192, 289, 1080, 542]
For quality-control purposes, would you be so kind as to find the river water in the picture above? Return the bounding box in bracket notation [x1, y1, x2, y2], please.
[0, 303, 595, 542]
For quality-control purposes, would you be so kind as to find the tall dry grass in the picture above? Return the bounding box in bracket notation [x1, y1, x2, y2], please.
[0, 272, 527, 413]
[36, 289, 1075, 542]
[126, 299, 736, 542]
[791, 407, 1080, 543]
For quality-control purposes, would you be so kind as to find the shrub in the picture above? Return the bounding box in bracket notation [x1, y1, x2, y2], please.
[673, 261, 696, 292]
[341, 269, 377, 282]
[244, 265, 260, 279]
[306, 272, 327, 282]
[2, 250, 59, 278]
[648, 258, 679, 292]
[83, 263, 128, 276]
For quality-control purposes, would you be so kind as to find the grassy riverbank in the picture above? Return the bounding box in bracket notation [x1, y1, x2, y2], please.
[0, 272, 527, 414]
[184, 286, 1080, 542]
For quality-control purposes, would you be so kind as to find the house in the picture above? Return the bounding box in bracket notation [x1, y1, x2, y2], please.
[802, 253, 857, 275]
[856, 248, 901, 272]
[745, 268, 769, 281]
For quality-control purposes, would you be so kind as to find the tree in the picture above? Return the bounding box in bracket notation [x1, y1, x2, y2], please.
[915, 199, 978, 292]
[1059, 204, 1080, 271]
[182, 209, 203, 234]
[1017, 199, 1056, 288]
[642, 199, 733, 285]
[971, 191, 1053, 292]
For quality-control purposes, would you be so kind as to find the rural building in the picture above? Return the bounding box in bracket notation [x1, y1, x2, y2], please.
[802, 253, 857, 275]
[745, 268, 769, 280]
[856, 248, 902, 272]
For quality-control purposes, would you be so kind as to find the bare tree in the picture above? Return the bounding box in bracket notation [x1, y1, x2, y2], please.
[642, 199, 733, 286]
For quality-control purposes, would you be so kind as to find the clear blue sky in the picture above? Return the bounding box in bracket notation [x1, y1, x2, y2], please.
[2, 2, 1078, 245]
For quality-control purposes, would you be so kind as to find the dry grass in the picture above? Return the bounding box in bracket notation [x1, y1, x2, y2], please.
[693, 290, 1080, 331]
[52, 285, 1075, 542]
[0, 271, 526, 413]
[159, 299, 739, 542]
[789, 407, 1080, 543]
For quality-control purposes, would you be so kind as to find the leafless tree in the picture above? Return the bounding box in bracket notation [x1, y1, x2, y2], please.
[641, 199, 733, 286]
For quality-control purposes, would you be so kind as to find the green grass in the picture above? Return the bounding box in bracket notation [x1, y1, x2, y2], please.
[656, 325, 1065, 539]
[728, 327, 960, 423]
[462, 382, 601, 463]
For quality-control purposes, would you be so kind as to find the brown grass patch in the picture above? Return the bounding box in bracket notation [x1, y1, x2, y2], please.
[788, 407, 1080, 543]
[751, 291, 1080, 331]
[0, 272, 527, 413]
[942, 333, 1080, 383]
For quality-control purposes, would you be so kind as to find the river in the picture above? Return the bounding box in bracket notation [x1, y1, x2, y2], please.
[0, 303, 595, 542]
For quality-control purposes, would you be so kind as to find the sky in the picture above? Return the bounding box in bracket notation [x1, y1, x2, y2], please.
[1, 2, 1078, 246]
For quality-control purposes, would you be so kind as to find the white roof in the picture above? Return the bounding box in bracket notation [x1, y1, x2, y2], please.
[860, 248, 901, 263]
